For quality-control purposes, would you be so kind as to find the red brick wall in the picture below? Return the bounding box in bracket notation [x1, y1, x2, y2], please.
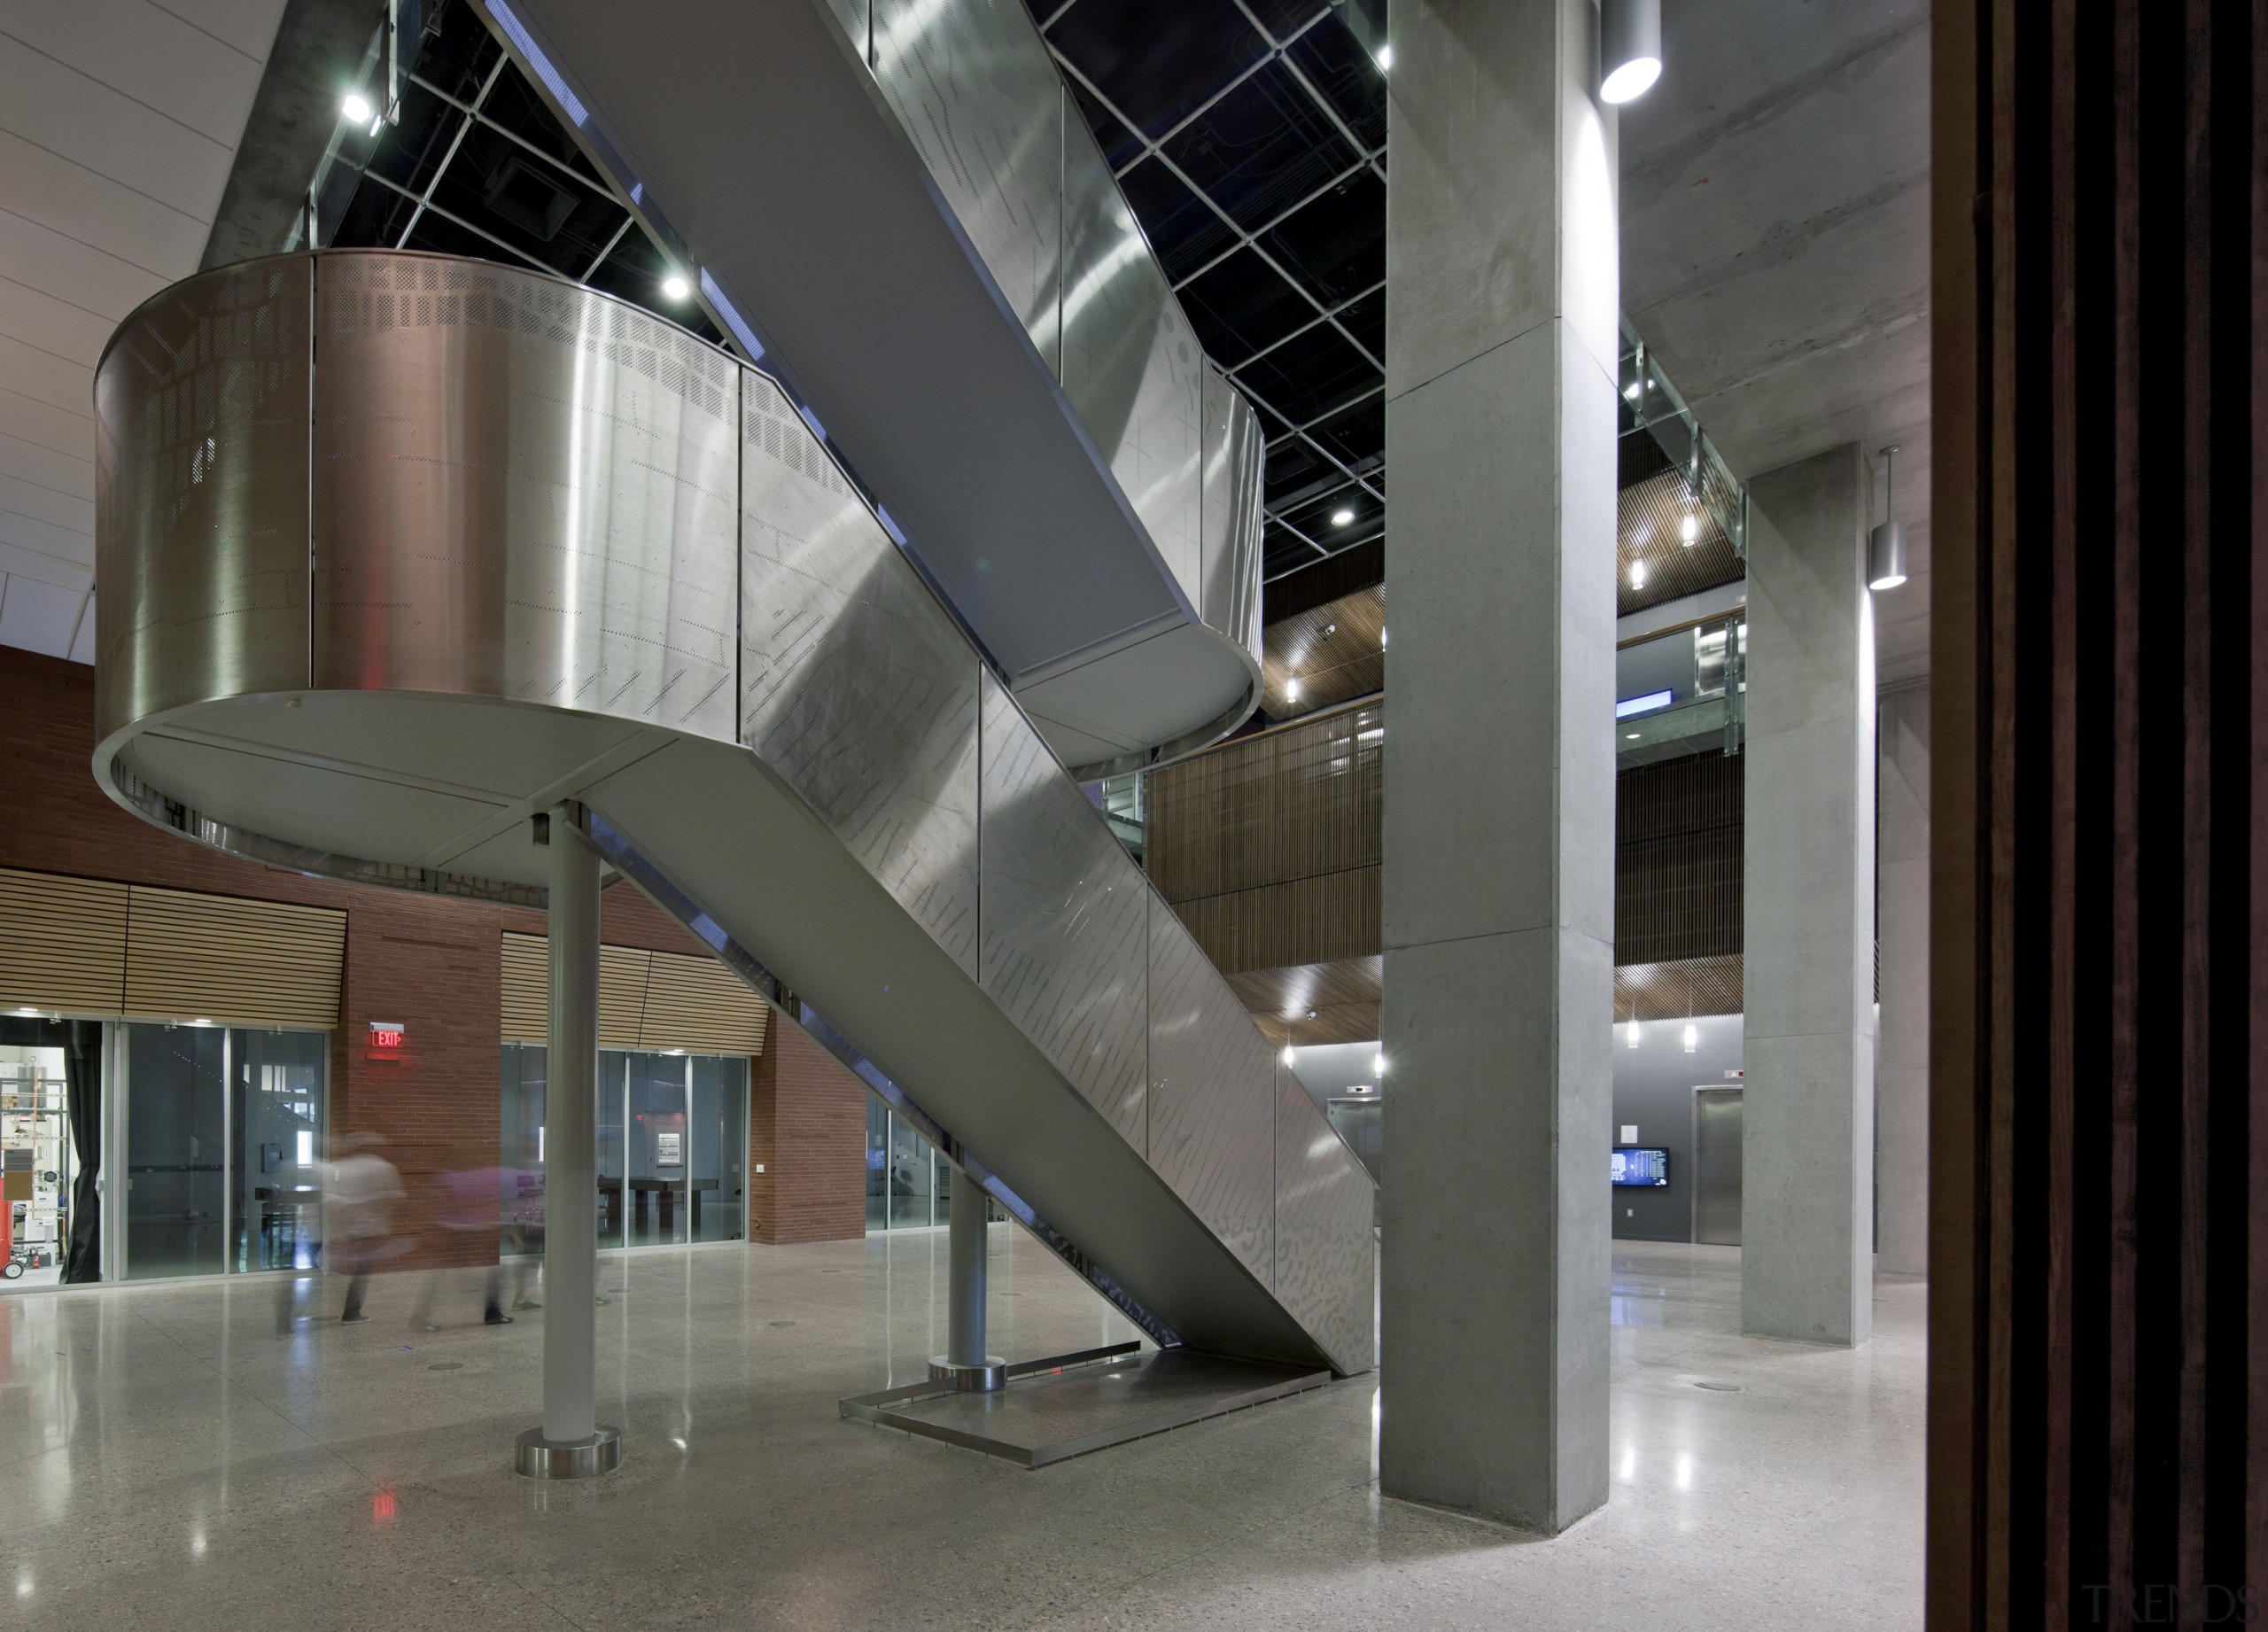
[0, 646, 861, 1265]
[749, 1020, 868, 1244]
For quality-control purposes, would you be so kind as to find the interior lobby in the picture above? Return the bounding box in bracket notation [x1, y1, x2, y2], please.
[0, 0, 2252, 1628]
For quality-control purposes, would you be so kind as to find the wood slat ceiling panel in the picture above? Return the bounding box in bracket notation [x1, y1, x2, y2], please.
[499, 932, 548, 1045]
[1221, 955, 1382, 1047]
[1169, 867, 1380, 976]
[596, 946, 651, 1050]
[1148, 699, 1383, 905]
[122, 884, 344, 1029]
[502, 932, 765, 1055]
[1259, 583, 1386, 720]
[0, 867, 128, 1014]
[1612, 954, 1744, 1022]
[637, 949, 767, 1055]
[1618, 467, 1745, 617]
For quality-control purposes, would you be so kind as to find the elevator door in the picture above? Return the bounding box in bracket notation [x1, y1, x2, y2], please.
[1693, 1088, 1744, 1246]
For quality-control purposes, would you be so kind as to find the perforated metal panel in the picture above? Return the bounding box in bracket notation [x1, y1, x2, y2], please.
[871, 0, 1064, 374]
[739, 374, 983, 977]
[309, 253, 741, 739]
[1148, 903, 1277, 1284]
[1060, 119, 1203, 606]
[1200, 364, 1266, 658]
[94, 256, 312, 742]
[978, 669, 1149, 1145]
[1273, 1066, 1377, 1372]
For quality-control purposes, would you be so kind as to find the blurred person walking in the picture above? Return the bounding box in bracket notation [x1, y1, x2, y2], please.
[503, 1161, 544, 1311]
[409, 1162, 513, 1328]
[325, 1132, 406, 1323]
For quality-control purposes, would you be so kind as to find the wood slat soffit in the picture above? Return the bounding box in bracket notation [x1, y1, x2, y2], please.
[501, 932, 768, 1054]
[0, 867, 344, 1028]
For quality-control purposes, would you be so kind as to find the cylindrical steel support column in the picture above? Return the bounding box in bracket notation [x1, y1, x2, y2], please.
[928, 1166, 1005, 1391]
[517, 804, 621, 1477]
[948, 1171, 988, 1365]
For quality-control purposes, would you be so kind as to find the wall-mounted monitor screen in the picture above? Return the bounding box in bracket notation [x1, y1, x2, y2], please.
[1612, 1147, 1670, 1187]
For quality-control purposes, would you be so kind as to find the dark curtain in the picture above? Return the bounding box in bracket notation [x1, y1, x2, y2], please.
[61, 1021, 99, 1282]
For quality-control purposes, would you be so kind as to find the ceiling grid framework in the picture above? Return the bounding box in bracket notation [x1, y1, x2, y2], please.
[1031, 0, 1390, 582]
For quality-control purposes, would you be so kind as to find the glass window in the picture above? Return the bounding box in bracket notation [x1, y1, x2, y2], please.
[689, 1055, 747, 1243]
[866, 1098, 888, 1232]
[500, 1044, 546, 1259]
[0, 1044, 70, 1286]
[887, 1111, 933, 1230]
[505, 1045, 749, 1252]
[232, 1030, 326, 1272]
[597, 1051, 626, 1249]
[124, 1024, 226, 1278]
[626, 1052, 687, 1247]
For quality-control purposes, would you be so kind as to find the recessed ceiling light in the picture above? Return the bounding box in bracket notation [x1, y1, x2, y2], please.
[661, 273, 691, 301]
[1332, 508, 1355, 526]
[341, 91, 374, 125]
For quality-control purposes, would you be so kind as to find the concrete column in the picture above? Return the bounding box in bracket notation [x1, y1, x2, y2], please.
[1741, 447, 1878, 1344]
[517, 804, 618, 1476]
[1379, 0, 1617, 1533]
[1876, 680, 1930, 1275]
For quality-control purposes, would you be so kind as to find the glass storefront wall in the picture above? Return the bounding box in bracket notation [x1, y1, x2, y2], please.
[863, 1096, 983, 1232]
[120, 1022, 329, 1282]
[0, 1021, 330, 1290]
[500, 1044, 750, 1255]
[0, 1045, 71, 1285]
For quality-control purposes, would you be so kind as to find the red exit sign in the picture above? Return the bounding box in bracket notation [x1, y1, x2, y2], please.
[368, 1022, 406, 1050]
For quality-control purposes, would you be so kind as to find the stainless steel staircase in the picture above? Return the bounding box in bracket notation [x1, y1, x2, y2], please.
[93, 249, 1374, 1373]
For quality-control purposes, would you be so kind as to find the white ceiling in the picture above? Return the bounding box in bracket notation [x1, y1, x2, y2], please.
[0, 0, 287, 666]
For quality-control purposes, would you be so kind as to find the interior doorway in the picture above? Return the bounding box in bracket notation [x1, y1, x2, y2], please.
[1692, 1086, 1744, 1246]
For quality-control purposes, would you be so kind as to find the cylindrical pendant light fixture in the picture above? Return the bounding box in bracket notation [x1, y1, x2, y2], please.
[1869, 444, 1909, 590]
[1601, 0, 1662, 104]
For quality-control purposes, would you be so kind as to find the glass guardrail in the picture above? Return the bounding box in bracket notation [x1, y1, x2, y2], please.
[1620, 316, 1750, 560]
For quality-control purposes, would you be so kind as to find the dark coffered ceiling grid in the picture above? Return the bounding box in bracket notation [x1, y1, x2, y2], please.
[320, 1, 724, 346]
[1031, 0, 1390, 582]
[328, 2, 1721, 620]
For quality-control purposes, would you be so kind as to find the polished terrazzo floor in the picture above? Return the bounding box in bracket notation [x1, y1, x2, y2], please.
[0, 1231, 1922, 1628]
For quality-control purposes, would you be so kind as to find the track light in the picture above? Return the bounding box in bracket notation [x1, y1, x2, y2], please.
[1627, 1018, 1641, 1049]
[1682, 1022, 1697, 1053]
[1869, 444, 1908, 590]
[1600, 0, 1662, 104]
[1681, 513, 1698, 545]
[1282, 1044, 1297, 1067]
[1630, 560, 1647, 590]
